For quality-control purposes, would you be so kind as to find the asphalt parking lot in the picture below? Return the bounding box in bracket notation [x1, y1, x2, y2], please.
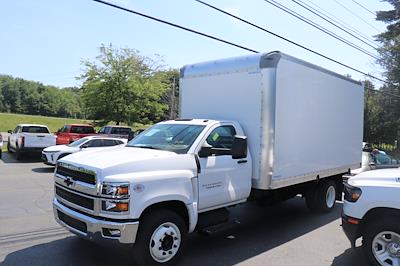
[0, 151, 370, 266]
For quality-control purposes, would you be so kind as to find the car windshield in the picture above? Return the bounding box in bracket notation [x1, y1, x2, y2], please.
[22, 126, 49, 133]
[68, 137, 89, 147]
[127, 124, 205, 154]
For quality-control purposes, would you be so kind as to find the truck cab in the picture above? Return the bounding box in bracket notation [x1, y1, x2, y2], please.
[53, 119, 250, 265]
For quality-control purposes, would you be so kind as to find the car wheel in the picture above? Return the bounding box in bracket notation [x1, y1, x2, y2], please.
[363, 219, 400, 266]
[15, 146, 22, 160]
[7, 141, 12, 153]
[306, 180, 337, 213]
[132, 209, 187, 266]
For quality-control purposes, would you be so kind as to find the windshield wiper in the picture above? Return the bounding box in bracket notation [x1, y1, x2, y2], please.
[130, 145, 158, 150]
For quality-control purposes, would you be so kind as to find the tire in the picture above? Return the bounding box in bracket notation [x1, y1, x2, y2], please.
[363, 219, 400, 266]
[15, 146, 22, 160]
[57, 153, 71, 161]
[7, 141, 12, 153]
[305, 180, 337, 213]
[132, 209, 187, 266]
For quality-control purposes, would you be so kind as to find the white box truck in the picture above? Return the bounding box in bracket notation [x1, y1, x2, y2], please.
[52, 51, 363, 265]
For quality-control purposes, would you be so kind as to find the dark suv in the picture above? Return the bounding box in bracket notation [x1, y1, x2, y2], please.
[98, 125, 132, 139]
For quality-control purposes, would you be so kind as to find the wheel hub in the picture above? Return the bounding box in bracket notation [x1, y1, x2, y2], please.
[387, 242, 400, 257]
[149, 222, 181, 263]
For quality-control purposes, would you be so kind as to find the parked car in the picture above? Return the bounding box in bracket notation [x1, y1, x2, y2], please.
[98, 125, 132, 139]
[0, 134, 3, 159]
[56, 124, 96, 145]
[345, 149, 400, 178]
[7, 124, 56, 160]
[342, 169, 400, 266]
[42, 136, 127, 166]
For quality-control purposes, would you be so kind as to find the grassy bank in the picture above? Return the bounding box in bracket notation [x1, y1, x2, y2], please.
[0, 113, 151, 133]
[0, 113, 93, 133]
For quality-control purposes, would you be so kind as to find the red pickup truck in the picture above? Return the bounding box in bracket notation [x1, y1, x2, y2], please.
[56, 124, 96, 145]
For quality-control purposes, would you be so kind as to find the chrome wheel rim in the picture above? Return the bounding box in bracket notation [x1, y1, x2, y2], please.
[326, 185, 336, 208]
[149, 222, 181, 263]
[372, 231, 400, 266]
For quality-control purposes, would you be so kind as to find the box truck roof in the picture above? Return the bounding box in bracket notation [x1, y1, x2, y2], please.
[181, 51, 361, 86]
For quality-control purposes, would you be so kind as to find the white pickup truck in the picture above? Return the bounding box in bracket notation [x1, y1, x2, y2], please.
[53, 51, 363, 265]
[7, 124, 56, 160]
[342, 169, 400, 266]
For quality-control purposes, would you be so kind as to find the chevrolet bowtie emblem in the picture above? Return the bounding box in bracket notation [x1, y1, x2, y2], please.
[64, 177, 74, 187]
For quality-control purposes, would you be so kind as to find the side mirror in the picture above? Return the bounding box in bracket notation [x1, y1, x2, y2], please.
[232, 135, 247, 159]
[7, 130, 12, 134]
[80, 144, 89, 149]
[198, 142, 213, 158]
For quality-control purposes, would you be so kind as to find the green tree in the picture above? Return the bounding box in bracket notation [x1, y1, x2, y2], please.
[79, 44, 168, 125]
[375, 1, 400, 145]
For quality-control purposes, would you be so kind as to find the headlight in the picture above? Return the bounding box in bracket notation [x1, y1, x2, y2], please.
[101, 183, 130, 198]
[102, 200, 129, 212]
[343, 182, 362, 202]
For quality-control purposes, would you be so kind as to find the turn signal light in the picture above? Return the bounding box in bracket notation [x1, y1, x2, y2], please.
[102, 200, 129, 212]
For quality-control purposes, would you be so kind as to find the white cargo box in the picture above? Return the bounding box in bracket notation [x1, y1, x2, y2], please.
[180, 51, 363, 190]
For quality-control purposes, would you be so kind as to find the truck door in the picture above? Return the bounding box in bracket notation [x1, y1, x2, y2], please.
[10, 126, 20, 149]
[197, 125, 251, 211]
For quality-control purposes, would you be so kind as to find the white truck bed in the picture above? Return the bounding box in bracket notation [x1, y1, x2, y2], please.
[180, 51, 363, 190]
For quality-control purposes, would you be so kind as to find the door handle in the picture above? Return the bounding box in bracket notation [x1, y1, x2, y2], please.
[237, 159, 247, 164]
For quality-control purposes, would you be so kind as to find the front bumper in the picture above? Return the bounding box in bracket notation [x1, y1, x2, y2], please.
[53, 198, 139, 245]
[341, 214, 361, 248]
[41, 153, 56, 166]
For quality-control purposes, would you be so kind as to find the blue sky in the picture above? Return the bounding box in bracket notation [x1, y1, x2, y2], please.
[0, 0, 392, 88]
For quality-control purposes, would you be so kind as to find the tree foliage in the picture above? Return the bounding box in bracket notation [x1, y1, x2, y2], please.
[369, 1, 400, 146]
[79, 44, 171, 125]
[0, 75, 83, 118]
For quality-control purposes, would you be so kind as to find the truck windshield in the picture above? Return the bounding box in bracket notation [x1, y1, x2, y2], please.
[127, 124, 205, 154]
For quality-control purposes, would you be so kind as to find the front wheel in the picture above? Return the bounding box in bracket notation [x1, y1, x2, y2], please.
[132, 209, 187, 266]
[363, 220, 400, 266]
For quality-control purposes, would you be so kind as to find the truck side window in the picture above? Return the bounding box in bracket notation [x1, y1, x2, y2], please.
[206, 126, 236, 150]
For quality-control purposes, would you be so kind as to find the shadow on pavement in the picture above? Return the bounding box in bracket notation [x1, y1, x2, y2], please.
[32, 167, 55, 173]
[332, 246, 371, 266]
[1, 198, 355, 266]
[0, 152, 42, 164]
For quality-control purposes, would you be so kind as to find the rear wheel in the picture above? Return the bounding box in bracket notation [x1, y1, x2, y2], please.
[132, 209, 187, 266]
[15, 146, 23, 160]
[306, 180, 337, 213]
[363, 219, 400, 266]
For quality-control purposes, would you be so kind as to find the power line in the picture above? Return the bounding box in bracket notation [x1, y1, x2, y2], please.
[262, 0, 378, 59]
[92, 0, 258, 54]
[301, 0, 377, 46]
[332, 0, 381, 33]
[291, 0, 378, 50]
[194, 0, 386, 83]
[92, 0, 397, 98]
[351, 0, 376, 16]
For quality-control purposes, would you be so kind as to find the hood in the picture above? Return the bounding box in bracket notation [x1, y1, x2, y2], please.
[44, 144, 71, 152]
[349, 168, 400, 187]
[59, 146, 197, 178]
